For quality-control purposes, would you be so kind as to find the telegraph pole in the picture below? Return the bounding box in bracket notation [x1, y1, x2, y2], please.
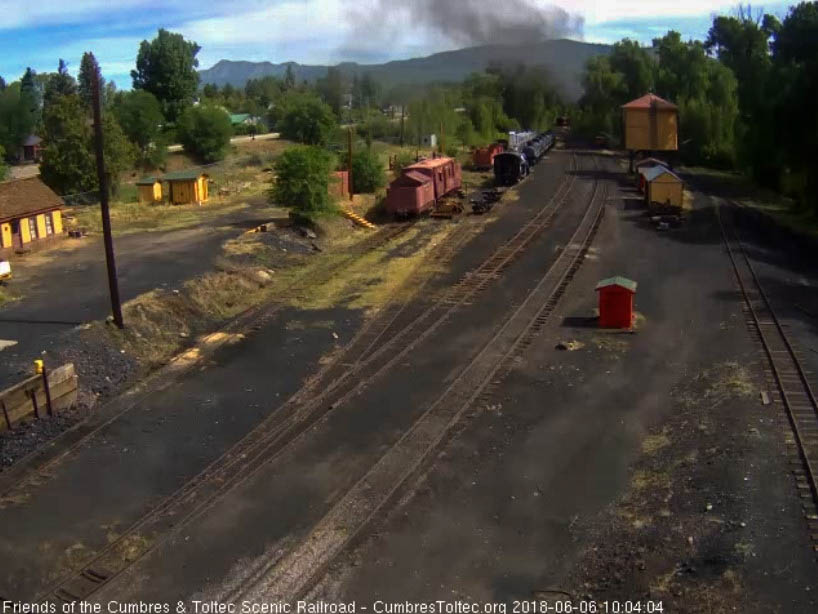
[90, 55, 124, 329]
[347, 127, 354, 201]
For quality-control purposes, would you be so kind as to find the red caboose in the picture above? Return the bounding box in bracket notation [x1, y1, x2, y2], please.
[472, 143, 504, 169]
[385, 157, 462, 216]
[596, 276, 637, 329]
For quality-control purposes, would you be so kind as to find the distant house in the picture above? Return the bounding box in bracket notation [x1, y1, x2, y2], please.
[164, 170, 209, 205]
[135, 176, 163, 204]
[229, 113, 251, 126]
[0, 177, 64, 254]
[19, 135, 42, 162]
[229, 113, 262, 126]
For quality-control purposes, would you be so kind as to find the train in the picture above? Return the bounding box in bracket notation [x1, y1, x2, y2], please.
[493, 151, 529, 186]
[472, 143, 505, 170]
[507, 130, 537, 151]
[385, 156, 462, 216]
[495, 130, 555, 185]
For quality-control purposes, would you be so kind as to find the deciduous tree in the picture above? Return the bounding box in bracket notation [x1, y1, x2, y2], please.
[132, 29, 201, 122]
[176, 104, 232, 162]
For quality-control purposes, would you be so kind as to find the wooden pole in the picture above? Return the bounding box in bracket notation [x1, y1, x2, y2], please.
[41, 365, 53, 417]
[1, 400, 11, 431]
[347, 127, 354, 201]
[400, 106, 405, 148]
[91, 56, 124, 329]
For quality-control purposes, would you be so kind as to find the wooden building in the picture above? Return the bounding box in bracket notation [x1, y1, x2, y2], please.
[622, 94, 678, 152]
[0, 177, 64, 254]
[20, 135, 42, 162]
[596, 276, 637, 329]
[164, 170, 209, 205]
[135, 176, 163, 204]
[643, 165, 684, 208]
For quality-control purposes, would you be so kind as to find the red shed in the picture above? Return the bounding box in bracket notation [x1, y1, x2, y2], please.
[331, 170, 351, 198]
[596, 276, 637, 329]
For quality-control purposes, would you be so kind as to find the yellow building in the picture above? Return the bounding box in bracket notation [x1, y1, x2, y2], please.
[164, 170, 209, 205]
[136, 176, 163, 204]
[622, 93, 678, 152]
[643, 165, 684, 208]
[0, 177, 64, 254]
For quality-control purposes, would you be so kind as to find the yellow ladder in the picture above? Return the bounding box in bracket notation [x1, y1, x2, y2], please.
[341, 208, 377, 229]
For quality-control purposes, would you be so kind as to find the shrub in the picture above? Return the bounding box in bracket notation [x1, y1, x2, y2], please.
[393, 150, 416, 174]
[177, 104, 233, 163]
[271, 146, 337, 221]
[350, 150, 386, 193]
[276, 92, 336, 146]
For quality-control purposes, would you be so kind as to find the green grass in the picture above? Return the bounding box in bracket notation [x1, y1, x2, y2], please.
[69, 199, 281, 236]
[0, 285, 18, 306]
[682, 166, 818, 238]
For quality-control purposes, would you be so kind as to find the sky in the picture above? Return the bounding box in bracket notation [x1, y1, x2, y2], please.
[0, 0, 796, 89]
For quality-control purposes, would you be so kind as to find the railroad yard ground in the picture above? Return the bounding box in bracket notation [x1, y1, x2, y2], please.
[1, 143, 818, 612]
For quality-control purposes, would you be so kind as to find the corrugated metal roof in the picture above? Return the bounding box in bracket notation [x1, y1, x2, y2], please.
[135, 176, 160, 186]
[229, 113, 250, 124]
[23, 134, 42, 147]
[634, 157, 669, 169]
[621, 93, 678, 110]
[163, 170, 208, 181]
[0, 177, 63, 222]
[596, 276, 637, 292]
[643, 165, 681, 182]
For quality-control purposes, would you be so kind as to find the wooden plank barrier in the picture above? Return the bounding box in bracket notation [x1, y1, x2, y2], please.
[0, 363, 78, 431]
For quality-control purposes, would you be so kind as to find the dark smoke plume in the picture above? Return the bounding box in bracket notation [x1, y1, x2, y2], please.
[346, 0, 584, 50]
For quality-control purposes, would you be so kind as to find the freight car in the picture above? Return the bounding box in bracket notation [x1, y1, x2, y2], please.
[472, 143, 504, 169]
[508, 130, 537, 151]
[521, 131, 556, 166]
[494, 151, 529, 186]
[385, 156, 462, 216]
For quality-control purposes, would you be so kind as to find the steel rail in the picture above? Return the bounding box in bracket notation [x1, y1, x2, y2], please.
[235, 156, 607, 602]
[35, 153, 582, 604]
[716, 204, 818, 516]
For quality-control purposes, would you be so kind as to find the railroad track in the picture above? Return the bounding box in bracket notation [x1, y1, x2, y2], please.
[0, 221, 416, 499]
[717, 203, 818, 553]
[236, 156, 608, 601]
[26, 152, 584, 604]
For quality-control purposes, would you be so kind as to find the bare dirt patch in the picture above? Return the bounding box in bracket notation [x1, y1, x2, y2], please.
[564, 361, 793, 612]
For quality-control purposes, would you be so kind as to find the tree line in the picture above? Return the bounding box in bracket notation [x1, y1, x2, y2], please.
[575, 2, 818, 211]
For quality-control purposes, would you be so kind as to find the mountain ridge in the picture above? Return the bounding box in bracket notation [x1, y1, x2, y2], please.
[198, 39, 611, 101]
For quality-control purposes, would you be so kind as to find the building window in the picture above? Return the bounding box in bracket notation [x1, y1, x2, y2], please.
[28, 217, 37, 239]
[44, 213, 54, 235]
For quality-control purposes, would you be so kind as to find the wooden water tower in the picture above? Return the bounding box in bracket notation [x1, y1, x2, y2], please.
[622, 94, 678, 172]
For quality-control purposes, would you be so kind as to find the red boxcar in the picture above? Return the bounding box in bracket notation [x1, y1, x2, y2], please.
[385, 157, 462, 216]
[472, 143, 504, 169]
[596, 276, 637, 328]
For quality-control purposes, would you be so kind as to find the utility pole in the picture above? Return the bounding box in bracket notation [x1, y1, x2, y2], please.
[400, 106, 405, 147]
[347, 127, 354, 201]
[91, 55, 124, 329]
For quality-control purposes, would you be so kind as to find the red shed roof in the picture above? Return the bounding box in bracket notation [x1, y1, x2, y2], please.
[622, 93, 678, 110]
